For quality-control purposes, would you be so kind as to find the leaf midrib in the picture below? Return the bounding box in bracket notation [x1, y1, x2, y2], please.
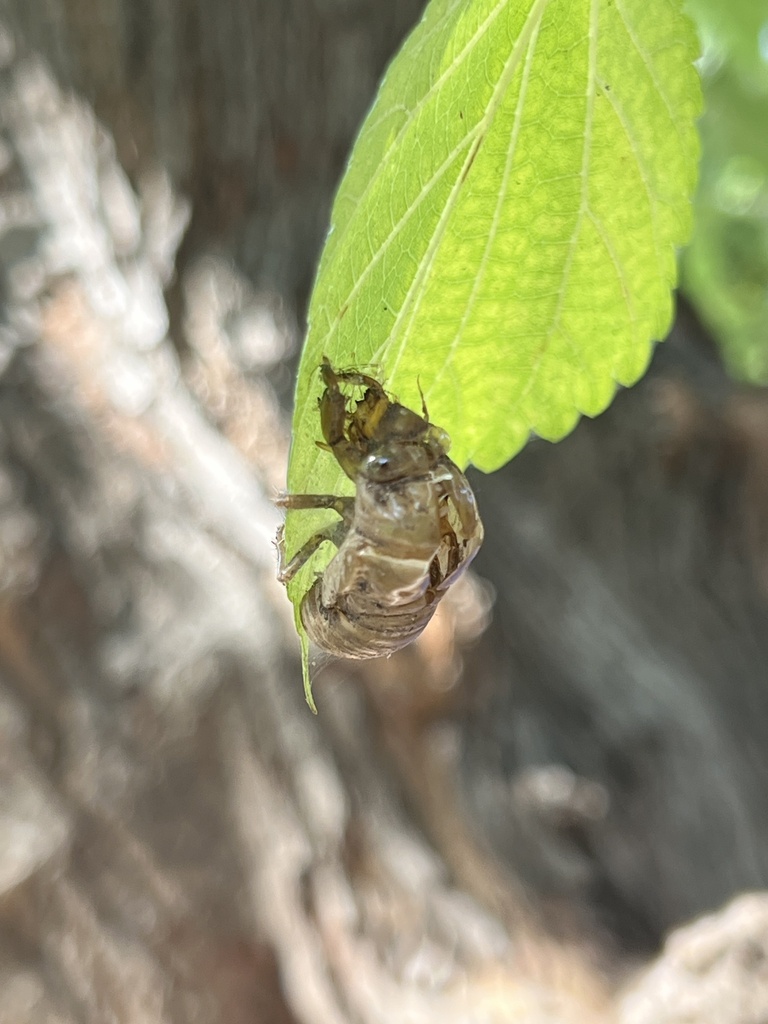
[375, 0, 552, 380]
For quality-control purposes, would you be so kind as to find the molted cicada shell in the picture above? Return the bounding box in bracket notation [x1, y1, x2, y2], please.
[277, 359, 484, 659]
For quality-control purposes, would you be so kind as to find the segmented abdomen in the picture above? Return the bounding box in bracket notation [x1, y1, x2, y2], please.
[300, 580, 437, 659]
[299, 460, 482, 659]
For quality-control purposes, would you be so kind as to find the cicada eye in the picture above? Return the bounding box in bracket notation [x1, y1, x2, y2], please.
[362, 452, 400, 482]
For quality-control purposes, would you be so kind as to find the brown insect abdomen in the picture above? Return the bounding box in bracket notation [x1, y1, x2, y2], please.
[300, 578, 438, 659]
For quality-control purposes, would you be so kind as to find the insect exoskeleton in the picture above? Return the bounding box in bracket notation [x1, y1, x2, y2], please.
[277, 358, 483, 659]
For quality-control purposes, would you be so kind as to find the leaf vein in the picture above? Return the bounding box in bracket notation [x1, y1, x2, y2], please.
[424, 7, 545, 406]
[505, 0, 599, 422]
[612, 0, 682, 139]
[585, 207, 637, 339]
[382, 0, 552, 379]
[342, 0, 510, 225]
[601, 87, 664, 272]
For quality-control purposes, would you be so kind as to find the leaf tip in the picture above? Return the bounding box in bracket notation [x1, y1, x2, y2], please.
[300, 632, 318, 714]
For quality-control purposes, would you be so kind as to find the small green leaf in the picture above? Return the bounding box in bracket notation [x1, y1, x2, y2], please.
[681, 1, 768, 383]
[283, 0, 702, 701]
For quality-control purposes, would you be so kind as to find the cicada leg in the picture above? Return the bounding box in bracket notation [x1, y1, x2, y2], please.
[275, 493, 354, 519]
[320, 358, 400, 457]
[317, 360, 368, 479]
[275, 493, 355, 584]
[277, 518, 350, 584]
[417, 376, 429, 421]
[321, 356, 385, 399]
[317, 364, 348, 449]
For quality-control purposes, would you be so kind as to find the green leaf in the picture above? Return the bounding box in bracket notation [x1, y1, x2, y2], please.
[284, 0, 702, 704]
[681, 2, 768, 383]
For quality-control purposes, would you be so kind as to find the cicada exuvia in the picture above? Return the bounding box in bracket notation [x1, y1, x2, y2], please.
[277, 359, 483, 659]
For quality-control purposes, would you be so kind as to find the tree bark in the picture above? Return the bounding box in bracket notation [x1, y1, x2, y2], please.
[1, 4, 768, 1023]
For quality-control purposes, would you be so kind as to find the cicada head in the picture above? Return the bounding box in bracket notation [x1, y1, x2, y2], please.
[360, 444, 433, 484]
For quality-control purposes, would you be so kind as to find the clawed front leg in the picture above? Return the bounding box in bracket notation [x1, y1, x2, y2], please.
[321, 356, 385, 400]
[318, 359, 366, 479]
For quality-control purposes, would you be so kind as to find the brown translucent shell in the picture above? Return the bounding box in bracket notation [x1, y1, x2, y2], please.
[277, 359, 484, 659]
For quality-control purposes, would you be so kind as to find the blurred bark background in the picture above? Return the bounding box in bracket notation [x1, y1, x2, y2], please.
[1, 2, 767, 1022]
